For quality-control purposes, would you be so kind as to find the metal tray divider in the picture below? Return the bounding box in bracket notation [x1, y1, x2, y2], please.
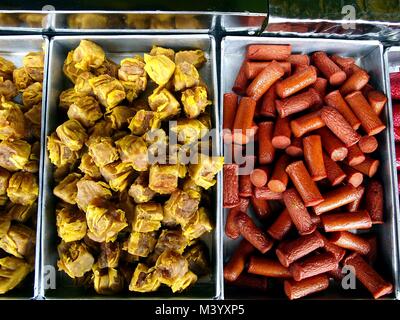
[384, 47, 400, 299]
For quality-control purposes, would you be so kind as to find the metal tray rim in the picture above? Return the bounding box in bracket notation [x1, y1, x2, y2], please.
[383, 46, 400, 300]
[0, 34, 49, 300]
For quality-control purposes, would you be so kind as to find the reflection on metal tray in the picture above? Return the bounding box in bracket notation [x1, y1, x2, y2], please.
[0, 35, 49, 300]
[220, 36, 399, 300]
[384, 46, 400, 300]
[40, 34, 222, 300]
[53, 11, 216, 33]
[263, 16, 400, 42]
[0, 10, 267, 34]
[0, 11, 51, 32]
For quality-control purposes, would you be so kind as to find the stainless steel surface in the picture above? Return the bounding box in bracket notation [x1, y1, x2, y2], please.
[0, 11, 52, 32]
[262, 16, 400, 41]
[384, 46, 400, 300]
[219, 14, 267, 34]
[0, 10, 266, 34]
[220, 36, 399, 299]
[53, 11, 216, 33]
[41, 34, 222, 299]
[0, 35, 49, 300]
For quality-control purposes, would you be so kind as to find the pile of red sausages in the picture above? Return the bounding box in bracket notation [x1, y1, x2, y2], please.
[223, 44, 393, 300]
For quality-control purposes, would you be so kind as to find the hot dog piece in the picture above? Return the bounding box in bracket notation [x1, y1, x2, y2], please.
[244, 61, 291, 79]
[250, 167, 269, 188]
[362, 83, 374, 97]
[367, 90, 387, 115]
[268, 154, 290, 193]
[323, 152, 346, 186]
[233, 97, 257, 144]
[224, 239, 255, 282]
[324, 90, 361, 130]
[276, 88, 321, 118]
[310, 213, 322, 227]
[347, 185, 365, 212]
[340, 69, 370, 96]
[272, 116, 291, 149]
[317, 127, 348, 161]
[276, 66, 317, 99]
[229, 143, 243, 164]
[235, 197, 250, 212]
[290, 252, 338, 281]
[321, 210, 372, 232]
[288, 54, 310, 66]
[239, 175, 253, 198]
[285, 137, 303, 157]
[229, 273, 268, 291]
[258, 121, 275, 165]
[311, 77, 328, 98]
[223, 164, 240, 208]
[303, 135, 327, 181]
[276, 231, 324, 267]
[225, 209, 242, 239]
[247, 61, 285, 101]
[284, 274, 329, 300]
[290, 111, 325, 138]
[318, 232, 346, 262]
[223, 93, 238, 130]
[322, 107, 361, 148]
[260, 84, 277, 117]
[233, 61, 248, 95]
[346, 144, 365, 166]
[341, 164, 364, 188]
[345, 91, 386, 136]
[244, 61, 268, 79]
[285, 161, 324, 207]
[312, 51, 347, 86]
[239, 155, 258, 176]
[358, 136, 378, 154]
[365, 234, 377, 265]
[282, 188, 316, 235]
[330, 55, 355, 70]
[294, 64, 309, 74]
[267, 209, 293, 241]
[328, 267, 345, 282]
[254, 187, 283, 200]
[313, 184, 358, 215]
[250, 196, 271, 220]
[365, 180, 384, 224]
[248, 257, 291, 278]
[236, 211, 274, 253]
[246, 44, 292, 61]
[344, 253, 393, 299]
[350, 156, 379, 177]
[329, 231, 371, 255]
[225, 198, 250, 239]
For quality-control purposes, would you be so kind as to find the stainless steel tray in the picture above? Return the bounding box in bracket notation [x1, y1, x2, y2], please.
[53, 11, 216, 33]
[0, 35, 49, 300]
[0, 11, 51, 32]
[220, 36, 399, 300]
[384, 46, 400, 300]
[40, 34, 222, 300]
